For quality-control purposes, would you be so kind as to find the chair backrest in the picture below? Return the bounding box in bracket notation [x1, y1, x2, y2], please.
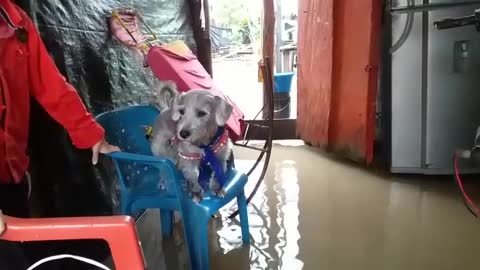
[96, 105, 159, 155]
[96, 106, 178, 213]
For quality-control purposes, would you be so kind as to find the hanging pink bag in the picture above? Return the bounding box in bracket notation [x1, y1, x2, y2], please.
[109, 9, 245, 141]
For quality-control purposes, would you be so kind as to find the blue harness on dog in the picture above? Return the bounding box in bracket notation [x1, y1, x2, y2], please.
[180, 127, 233, 191]
[145, 125, 233, 192]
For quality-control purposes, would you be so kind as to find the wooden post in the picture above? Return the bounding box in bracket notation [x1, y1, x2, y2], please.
[262, 0, 275, 118]
[263, 0, 275, 72]
[188, 0, 213, 76]
[275, 0, 282, 73]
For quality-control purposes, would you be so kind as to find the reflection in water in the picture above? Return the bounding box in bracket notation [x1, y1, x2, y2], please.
[274, 160, 303, 270]
[215, 160, 303, 269]
[246, 181, 271, 269]
[165, 144, 480, 270]
[217, 172, 272, 269]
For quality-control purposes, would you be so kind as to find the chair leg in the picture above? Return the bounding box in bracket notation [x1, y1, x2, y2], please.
[160, 210, 174, 238]
[237, 191, 250, 244]
[183, 214, 210, 270]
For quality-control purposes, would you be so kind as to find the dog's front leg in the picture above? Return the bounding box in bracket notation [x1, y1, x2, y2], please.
[210, 147, 231, 197]
[181, 160, 204, 202]
[209, 177, 225, 197]
[217, 145, 231, 174]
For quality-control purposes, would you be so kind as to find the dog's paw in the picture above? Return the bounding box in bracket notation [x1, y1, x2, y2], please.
[213, 188, 226, 198]
[191, 190, 204, 203]
[209, 180, 225, 198]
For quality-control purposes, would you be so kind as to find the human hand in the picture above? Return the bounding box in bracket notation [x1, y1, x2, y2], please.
[91, 137, 121, 165]
[0, 210, 5, 237]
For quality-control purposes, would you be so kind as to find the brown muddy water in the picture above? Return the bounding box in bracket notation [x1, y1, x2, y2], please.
[156, 141, 480, 270]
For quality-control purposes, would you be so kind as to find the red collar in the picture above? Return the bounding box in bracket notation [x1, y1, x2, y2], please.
[208, 129, 229, 153]
[175, 129, 229, 160]
[0, 0, 23, 28]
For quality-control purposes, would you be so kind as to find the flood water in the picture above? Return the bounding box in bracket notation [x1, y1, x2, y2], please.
[159, 141, 480, 270]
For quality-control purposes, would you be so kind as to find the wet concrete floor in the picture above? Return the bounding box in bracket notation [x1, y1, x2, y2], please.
[158, 141, 480, 270]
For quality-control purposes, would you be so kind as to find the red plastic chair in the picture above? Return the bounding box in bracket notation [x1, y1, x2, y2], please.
[1, 215, 145, 270]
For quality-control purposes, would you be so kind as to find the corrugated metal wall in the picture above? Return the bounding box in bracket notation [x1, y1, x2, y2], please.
[297, 0, 381, 164]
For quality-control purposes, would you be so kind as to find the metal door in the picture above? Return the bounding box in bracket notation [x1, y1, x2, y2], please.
[426, 4, 480, 171]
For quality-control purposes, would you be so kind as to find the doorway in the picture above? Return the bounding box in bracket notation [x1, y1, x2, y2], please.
[209, 0, 298, 128]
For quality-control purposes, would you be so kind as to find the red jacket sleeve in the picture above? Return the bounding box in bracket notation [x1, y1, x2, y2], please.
[25, 14, 105, 149]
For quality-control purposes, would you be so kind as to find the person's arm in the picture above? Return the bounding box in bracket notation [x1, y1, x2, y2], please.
[22, 11, 118, 163]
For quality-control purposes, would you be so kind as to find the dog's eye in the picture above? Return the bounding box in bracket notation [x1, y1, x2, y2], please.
[179, 109, 185, 115]
[197, 111, 207, 117]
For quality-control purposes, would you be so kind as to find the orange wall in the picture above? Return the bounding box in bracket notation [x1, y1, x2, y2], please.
[297, 0, 381, 163]
[297, 0, 334, 147]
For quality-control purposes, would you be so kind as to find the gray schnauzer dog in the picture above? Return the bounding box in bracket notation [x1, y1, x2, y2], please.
[150, 82, 233, 202]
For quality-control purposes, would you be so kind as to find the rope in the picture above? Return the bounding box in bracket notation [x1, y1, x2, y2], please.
[27, 254, 111, 270]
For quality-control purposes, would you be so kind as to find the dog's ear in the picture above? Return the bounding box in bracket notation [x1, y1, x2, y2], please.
[171, 92, 186, 121]
[214, 96, 233, 126]
[157, 81, 178, 109]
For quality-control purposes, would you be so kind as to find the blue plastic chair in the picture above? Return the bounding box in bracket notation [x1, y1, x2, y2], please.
[95, 105, 250, 270]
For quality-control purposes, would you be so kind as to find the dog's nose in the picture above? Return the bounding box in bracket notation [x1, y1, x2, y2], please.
[179, 130, 191, 139]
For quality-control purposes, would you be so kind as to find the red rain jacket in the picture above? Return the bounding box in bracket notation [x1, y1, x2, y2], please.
[0, 0, 104, 183]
